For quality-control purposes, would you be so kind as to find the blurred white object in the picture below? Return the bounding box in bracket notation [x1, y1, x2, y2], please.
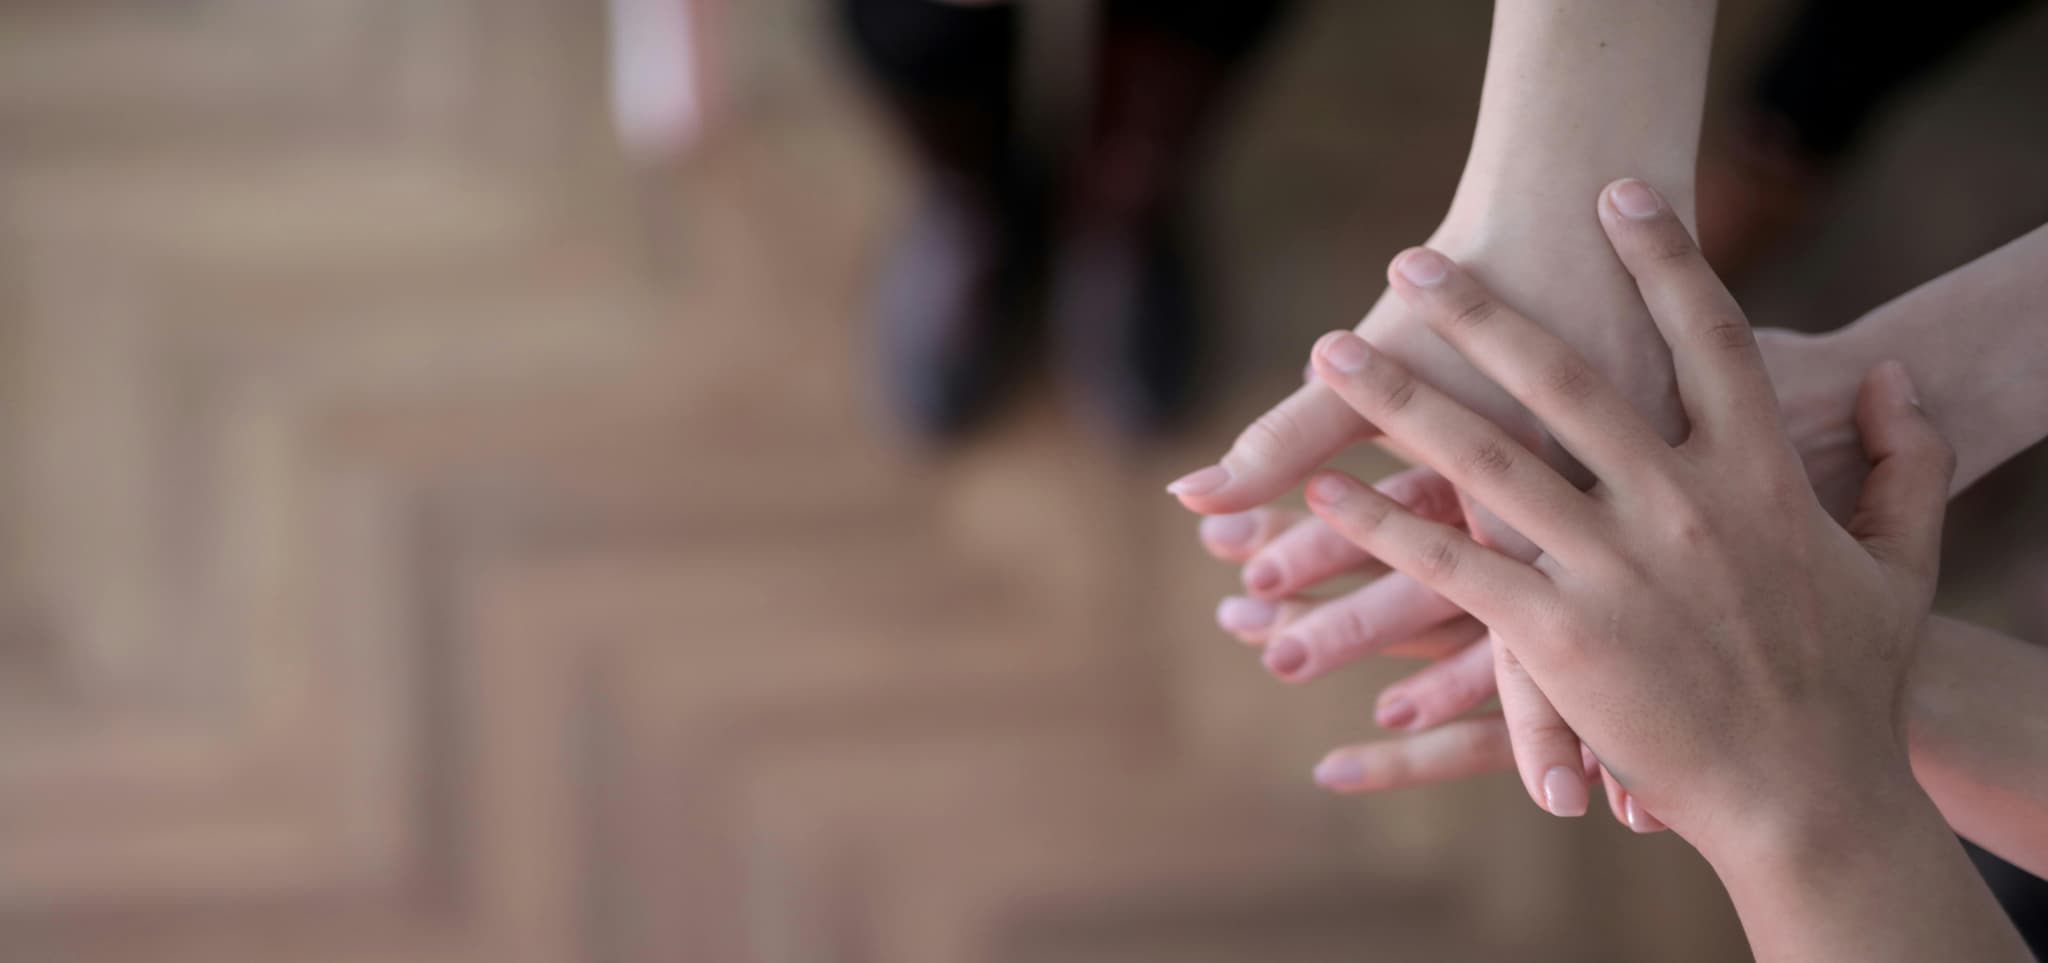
[608, 0, 725, 162]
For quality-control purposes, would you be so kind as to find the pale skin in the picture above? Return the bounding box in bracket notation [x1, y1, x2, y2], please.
[1173, 0, 1720, 820]
[1289, 177, 2028, 961]
[1196, 222, 2048, 853]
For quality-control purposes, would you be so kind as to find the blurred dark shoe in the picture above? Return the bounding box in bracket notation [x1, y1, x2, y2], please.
[1049, 208, 1200, 440]
[1698, 112, 1830, 279]
[873, 173, 1036, 442]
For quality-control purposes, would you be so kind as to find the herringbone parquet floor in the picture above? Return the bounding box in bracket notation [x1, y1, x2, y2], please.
[4, 1, 2045, 960]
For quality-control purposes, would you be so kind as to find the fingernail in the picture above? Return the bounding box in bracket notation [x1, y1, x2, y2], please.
[1306, 473, 1353, 505]
[1200, 513, 1258, 548]
[1543, 766, 1589, 818]
[1216, 596, 1278, 633]
[1319, 331, 1372, 373]
[1395, 249, 1450, 286]
[1243, 559, 1283, 595]
[1314, 753, 1364, 789]
[1264, 637, 1310, 678]
[1168, 465, 1231, 497]
[1624, 795, 1659, 833]
[1608, 179, 1663, 219]
[1880, 360, 1920, 409]
[1377, 697, 1418, 730]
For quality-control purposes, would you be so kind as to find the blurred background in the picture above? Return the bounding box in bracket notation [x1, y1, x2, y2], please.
[2, 0, 2045, 960]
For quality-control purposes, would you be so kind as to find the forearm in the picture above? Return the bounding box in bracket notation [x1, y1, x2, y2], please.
[1909, 614, 2048, 877]
[1367, 0, 1718, 447]
[1709, 777, 2031, 963]
[1446, 0, 1717, 231]
[1818, 223, 2048, 492]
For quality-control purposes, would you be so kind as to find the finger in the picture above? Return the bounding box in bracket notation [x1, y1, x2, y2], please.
[1168, 382, 1375, 513]
[1311, 715, 1514, 794]
[1495, 635, 1588, 818]
[1302, 470, 1554, 635]
[1262, 571, 1470, 682]
[1374, 632, 1496, 731]
[1310, 332, 1604, 565]
[1602, 766, 1627, 825]
[1385, 247, 1679, 487]
[1624, 791, 1667, 834]
[1598, 178, 1781, 443]
[1242, 466, 1460, 598]
[1197, 507, 1312, 563]
[1845, 362, 1956, 589]
[1378, 616, 1489, 660]
[1214, 596, 1319, 645]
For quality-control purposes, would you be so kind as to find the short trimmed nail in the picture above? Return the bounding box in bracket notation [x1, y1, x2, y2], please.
[1313, 754, 1363, 789]
[1243, 559, 1283, 595]
[1609, 179, 1663, 219]
[1264, 637, 1310, 677]
[1625, 796, 1659, 833]
[1200, 513, 1258, 548]
[1306, 474, 1353, 505]
[1320, 332, 1372, 373]
[1395, 249, 1449, 286]
[1216, 597, 1278, 633]
[1377, 697, 1418, 731]
[1167, 465, 1231, 497]
[1543, 766, 1589, 818]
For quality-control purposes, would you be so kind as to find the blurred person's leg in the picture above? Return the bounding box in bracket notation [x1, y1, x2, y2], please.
[1052, 0, 1293, 437]
[1701, 0, 2036, 274]
[842, 0, 1028, 440]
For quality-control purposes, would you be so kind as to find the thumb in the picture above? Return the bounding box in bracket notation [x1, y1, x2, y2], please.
[1845, 361, 1955, 586]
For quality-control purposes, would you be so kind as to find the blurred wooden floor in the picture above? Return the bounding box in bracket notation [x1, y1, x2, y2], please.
[2, 1, 2043, 961]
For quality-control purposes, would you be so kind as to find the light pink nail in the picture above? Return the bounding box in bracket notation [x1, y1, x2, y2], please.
[1167, 465, 1231, 497]
[1314, 754, 1364, 789]
[1216, 597, 1278, 633]
[1543, 766, 1589, 818]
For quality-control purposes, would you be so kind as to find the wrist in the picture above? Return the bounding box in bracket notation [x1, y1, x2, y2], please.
[1700, 759, 1934, 885]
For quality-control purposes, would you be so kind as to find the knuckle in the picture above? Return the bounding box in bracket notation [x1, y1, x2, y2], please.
[1447, 719, 1509, 764]
[1442, 293, 1500, 330]
[1374, 368, 1420, 415]
[1436, 666, 1487, 713]
[1645, 226, 1699, 264]
[1701, 318, 1758, 354]
[1329, 605, 1381, 657]
[1415, 536, 1463, 581]
[1235, 406, 1308, 464]
[1342, 492, 1396, 533]
[1457, 439, 1517, 479]
[1539, 356, 1599, 404]
[1660, 504, 1715, 546]
[1302, 528, 1363, 571]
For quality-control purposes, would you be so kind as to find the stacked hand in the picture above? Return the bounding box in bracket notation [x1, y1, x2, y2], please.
[1181, 180, 1941, 840]
[1198, 325, 1871, 828]
[1172, 183, 1700, 819]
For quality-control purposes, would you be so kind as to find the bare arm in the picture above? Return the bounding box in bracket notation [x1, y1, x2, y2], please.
[1172, 0, 1721, 512]
[1774, 222, 2048, 499]
[1911, 614, 2048, 878]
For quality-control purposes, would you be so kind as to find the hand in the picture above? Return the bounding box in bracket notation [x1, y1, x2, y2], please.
[1295, 178, 1955, 854]
[1173, 192, 1693, 819]
[1196, 328, 1870, 827]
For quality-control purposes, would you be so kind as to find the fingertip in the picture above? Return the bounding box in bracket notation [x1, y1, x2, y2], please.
[1389, 247, 1451, 290]
[1197, 512, 1260, 556]
[1602, 178, 1666, 221]
[1313, 751, 1365, 791]
[1542, 765, 1589, 818]
[1311, 329, 1372, 378]
[1304, 471, 1361, 509]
